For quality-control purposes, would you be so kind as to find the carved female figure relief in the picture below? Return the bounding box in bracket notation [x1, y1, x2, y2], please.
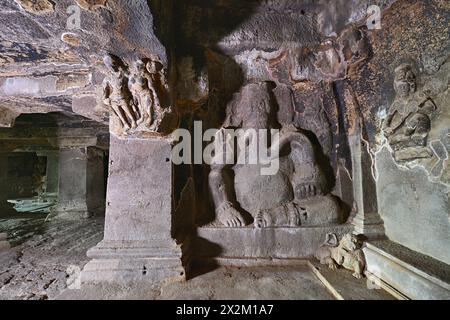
[102, 55, 176, 135]
[144, 59, 170, 131]
[128, 59, 152, 127]
[383, 64, 437, 161]
[102, 55, 139, 131]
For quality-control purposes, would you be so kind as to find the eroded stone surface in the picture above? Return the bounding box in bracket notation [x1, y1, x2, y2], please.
[74, 0, 106, 11]
[62, 264, 335, 300]
[0, 0, 448, 299]
[13, 0, 54, 15]
[376, 147, 450, 264]
[0, 215, 104, 300]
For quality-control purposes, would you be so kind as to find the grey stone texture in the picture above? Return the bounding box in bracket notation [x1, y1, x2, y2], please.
[55, 147, 105, 219]
[81, 136, 185, 284]
[376, 147, 450, 265]
[44, 152, 58, 195]
[364, 240, 450, 299]
[0, 153, 15, 214]
[0, 0, 448, 299]
[196, 225, 353, 260]
[0, 232, 9, 251]
[349, 131, 385, 239]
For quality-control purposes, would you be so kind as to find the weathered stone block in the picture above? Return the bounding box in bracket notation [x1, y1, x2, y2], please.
[195, 224, 353, 260]
[0, 233, 10, 252]
[55, 147, 105, 219]
[81, 136, 185, 284]
[364, 240, 450, 300]
[376, 147, 450, 265]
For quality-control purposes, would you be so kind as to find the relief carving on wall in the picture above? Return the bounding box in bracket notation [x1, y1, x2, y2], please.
[383, 64, 438, 162]
[102, 54, 176, 136]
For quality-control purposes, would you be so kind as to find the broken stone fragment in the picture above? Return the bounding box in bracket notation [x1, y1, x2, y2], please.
[394, 147, 433, 162]
[14, 0, 55, 14]
[75, 0, 107, 11]
[0, 107, 20, 128]
[61, 33, 82, 47]
[55, 72, 91, 91]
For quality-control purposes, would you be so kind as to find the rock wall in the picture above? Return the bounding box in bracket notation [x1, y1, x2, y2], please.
[347, 0, 450, 264]
[0, 0, 448, 279]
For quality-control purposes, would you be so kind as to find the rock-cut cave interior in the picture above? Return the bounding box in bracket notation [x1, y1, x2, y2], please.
[0, 0, 449, 301]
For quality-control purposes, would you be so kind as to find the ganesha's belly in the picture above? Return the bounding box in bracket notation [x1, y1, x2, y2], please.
[233, 163, 293, 215]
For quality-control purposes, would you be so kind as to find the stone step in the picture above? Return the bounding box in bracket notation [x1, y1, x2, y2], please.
[363, 240, 450, 300]
[196, 224, 353, 259]
[308, 260, 396, 300]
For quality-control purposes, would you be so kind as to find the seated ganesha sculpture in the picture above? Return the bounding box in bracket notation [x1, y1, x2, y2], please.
[208, 82, 344, 228]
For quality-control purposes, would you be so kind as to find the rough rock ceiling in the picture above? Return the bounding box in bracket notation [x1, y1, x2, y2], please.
[0, 0, 170, 128]
[0, 0, 398, 128]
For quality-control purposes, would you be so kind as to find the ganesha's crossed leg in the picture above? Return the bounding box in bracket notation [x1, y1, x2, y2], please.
[209, 166, 247, 227]
[255, 202, 305, 228]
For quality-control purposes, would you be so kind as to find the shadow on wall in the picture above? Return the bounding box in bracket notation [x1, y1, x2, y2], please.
[170, 1, 266, 279]
[168, 1, 355, 279]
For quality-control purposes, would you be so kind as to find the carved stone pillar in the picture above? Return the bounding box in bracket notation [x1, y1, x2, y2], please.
[333, 159, 354, 215]
[349, 127, 385, 239]
[0, 153, 15, 214]
[44, 151, 59, 195]
[0, 233, 10, 251]
[54, 147, 105, 219]
[81, 135, 185, 284]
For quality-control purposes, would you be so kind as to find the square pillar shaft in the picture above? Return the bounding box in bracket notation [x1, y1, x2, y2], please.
[45, 152, 59, 194]
[0, 153, 15, 214]
[81, 136, 185, 284]
[349, 133, 385, 239]
[0, 233, 10, 251]
[55, 147, 105, 219]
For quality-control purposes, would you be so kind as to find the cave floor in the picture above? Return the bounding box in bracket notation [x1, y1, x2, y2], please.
[59, 264, 336, 300]
[0, 214, 394, 300]
[0, 212, 104, 300]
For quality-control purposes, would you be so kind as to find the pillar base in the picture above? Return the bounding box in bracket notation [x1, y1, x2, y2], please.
[52, 202, 91, 219]
[81, 240, 185, 284]
[0, 233, 10, 251]
[52, 201, 105, 220]
[352, 213, 386, 239]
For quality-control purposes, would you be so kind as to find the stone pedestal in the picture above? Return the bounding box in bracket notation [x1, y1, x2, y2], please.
[349, 132, 385, 239]
[196, 224, 353, 261]
[55, 147, 105, 219]
[81, 136, 185, 284]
